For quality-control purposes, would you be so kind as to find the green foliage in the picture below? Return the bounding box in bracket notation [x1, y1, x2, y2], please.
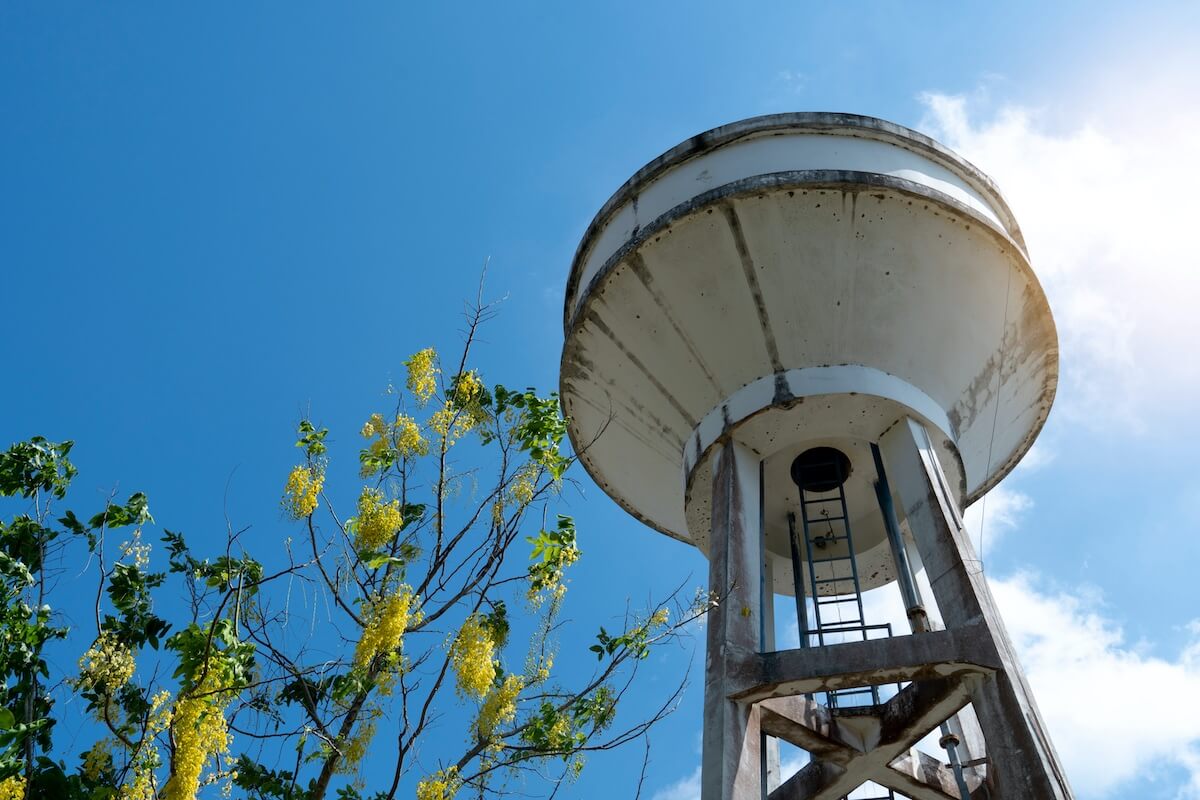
[490, 386, 570, 479]
[0, 350, 686, 798]
[167, 619, 256, 690]
[103, 561, 170, 650]
[233, 755, 318, 799]
[527, 515, 580, 594]
[0, 437, 76, 500]
[86, 492, 152, 531]
[296, 420, 329, 460]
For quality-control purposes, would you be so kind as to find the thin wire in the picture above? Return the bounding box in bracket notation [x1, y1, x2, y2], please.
[977, 266, 1014, 572]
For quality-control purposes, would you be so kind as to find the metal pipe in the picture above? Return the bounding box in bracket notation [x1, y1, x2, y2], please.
[940, 731, 974, 800]
[871, 443, 929, 633]
[786, 513, 809, 648]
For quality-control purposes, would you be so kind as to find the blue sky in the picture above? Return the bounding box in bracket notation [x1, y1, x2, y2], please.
[3, 3, 1200, 798]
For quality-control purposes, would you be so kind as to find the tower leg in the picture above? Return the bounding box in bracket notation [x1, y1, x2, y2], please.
[762, 556, 781, 794]
[702, 440, 764, 800]
[878, 417, 1073, 799]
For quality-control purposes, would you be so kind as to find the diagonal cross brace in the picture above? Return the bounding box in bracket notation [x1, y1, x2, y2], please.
[763, 673, 987, 800]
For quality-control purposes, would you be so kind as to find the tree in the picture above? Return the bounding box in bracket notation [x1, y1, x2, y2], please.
[0, 299, 702, 799]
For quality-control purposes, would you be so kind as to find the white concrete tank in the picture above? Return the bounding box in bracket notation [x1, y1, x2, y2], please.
[560, 113, 1056, 597]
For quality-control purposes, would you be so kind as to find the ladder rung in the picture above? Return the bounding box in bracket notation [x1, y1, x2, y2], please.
[809, 555, 854, 564]
[801, 495, 841, 505]
[814, 577, 854, 585]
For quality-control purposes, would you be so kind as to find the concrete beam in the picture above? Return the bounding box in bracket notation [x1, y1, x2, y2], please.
[730, 622, 997, 703]
[887, 749, 986, 800]
[761, 676, 980, 800]
[759, 697, 864, 766]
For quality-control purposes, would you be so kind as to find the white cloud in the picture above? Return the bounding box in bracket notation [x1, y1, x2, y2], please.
[992, 575, 1200, 798]
[963, 485, 1032, 563]
[916, 91, 1200, 430]
[651, 765, 700, 800]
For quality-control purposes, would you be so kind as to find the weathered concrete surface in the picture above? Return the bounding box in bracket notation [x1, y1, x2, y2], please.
[764, 675, 984, 800]
[890, 749, 987, 800]
[702, 441, 764, 800]
[880, 417, 1073, 799]
[730, 623, 997, 703]
[560, 114, 1059, 557]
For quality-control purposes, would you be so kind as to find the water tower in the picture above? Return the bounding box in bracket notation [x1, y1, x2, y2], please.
[559, 114, 1072, 800]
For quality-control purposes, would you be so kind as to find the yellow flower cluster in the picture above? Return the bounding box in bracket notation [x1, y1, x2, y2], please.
[362, 414, 428, 459]
[162, 676, 232, 800]
[121, 690, 172, 800]
[546, 714, 573, 750]
[78, 631, 136, 695]
[354, 586, 418, 668]
[454, 370, 484, 405]
[650, 608, 670, 628]
[119, 530, 151, 568]
[360, 413, 388, 439]
[353, 488, 404, 551]
[83, 738, 114, 781]
[429, 404, 475, 449]
[476, 673, 523, 742]
[120, 770, 157, 800]
[0, 775, 25, 800]
[406, 348, 439, 404]
[338, 711, 379, 772]
[529, 654, 554, 685]
[393, 414, 427, 457]
[283, 465, 323, 519]
[449, 615, 497, 700]
[509, 464, 537, 508]
[415, 766, 460, 800]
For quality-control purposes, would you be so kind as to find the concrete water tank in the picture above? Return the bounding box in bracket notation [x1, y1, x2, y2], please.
[560, 113, 1056, 595]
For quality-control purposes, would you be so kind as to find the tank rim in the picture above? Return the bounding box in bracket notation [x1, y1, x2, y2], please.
[563, 111, 1028, 331]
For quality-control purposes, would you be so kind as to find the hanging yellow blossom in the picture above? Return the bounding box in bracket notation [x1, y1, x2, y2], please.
[416, 766, 460, 800]
[0, 775, 25, 800]
[546, 713, 573, 750]
[353, 488, 404, 551]
[120, 770, 156, 800]
[406, 348, 439, 404]
[121, 690, 171, 800]
[453, 370, 484, 405]
[77, 631, 136, 695]
[360, 413, 388, 439]
[162, 675, 233, 800]
[449, 614, 496, 700]
[509, 463, 537, 508]
[476, 673, 523, 742]
[83, 738, 114, 781]
[283, 465, 323, 518]
[393, 414, 428, 458]
[530, 654, 554, 685]
[337, 705, 381, 773]
[354, 586, 419, 668]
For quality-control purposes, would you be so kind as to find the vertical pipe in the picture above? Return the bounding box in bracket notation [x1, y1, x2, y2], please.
[786, 513, 808, 648]
[871, 443, 929, 634]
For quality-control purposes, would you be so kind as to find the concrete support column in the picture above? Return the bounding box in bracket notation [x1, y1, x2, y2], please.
[702, 439, 764, 800]
[879, 417, 1073, 799]
[761, 557, 780, 794]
